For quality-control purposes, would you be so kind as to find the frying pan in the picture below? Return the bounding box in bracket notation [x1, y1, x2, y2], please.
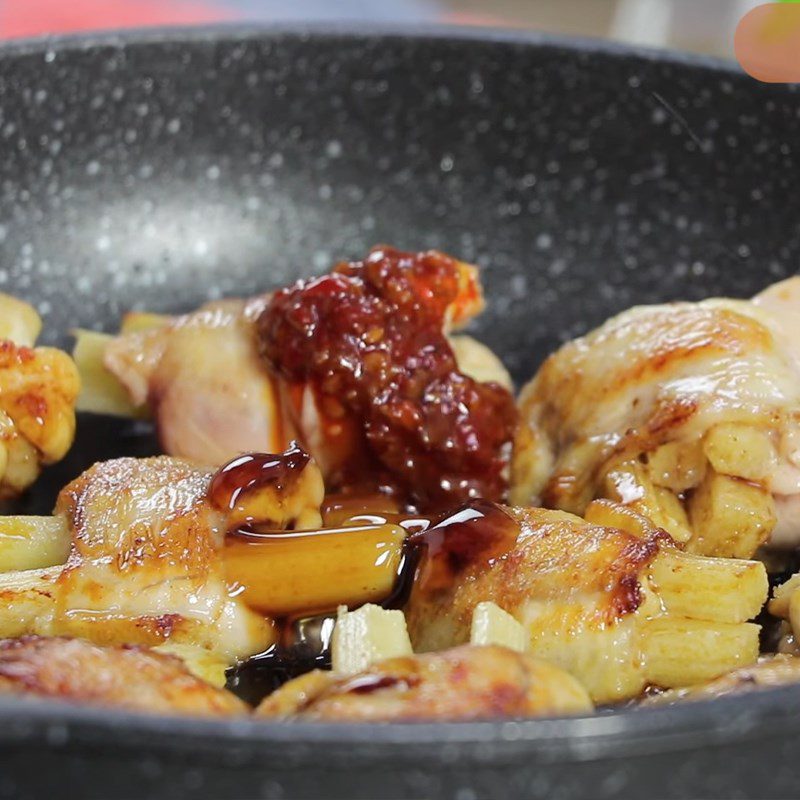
[0, 24, 799, 800]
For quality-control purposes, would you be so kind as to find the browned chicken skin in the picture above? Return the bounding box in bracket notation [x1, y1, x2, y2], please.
[0, 450, 325, 660]
[256, 644, 592, 721]
[5, 269, 793, 722]
[512, 278, 800, 557]
[0, 294, 80, 500]
[0, 636, 246, 716]
[403, 501, 767, 703]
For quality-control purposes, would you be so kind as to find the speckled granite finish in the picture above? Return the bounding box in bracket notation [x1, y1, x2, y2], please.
[0, 25, 799, 800]
[1, 27, 797, 379]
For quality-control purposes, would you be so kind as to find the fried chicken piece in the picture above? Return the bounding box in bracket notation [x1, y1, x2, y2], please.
[0, 294, 79, 499]
[104, 297, 281, 467]
[403, 501, 767, 703]
[0, 636, 246, 716]
[256, 644, 592, 721]
[0, 446, 324, 661]
[512, 277, 800, 556]
[101, 247, 516, 504]
[642, 655, 800, 706]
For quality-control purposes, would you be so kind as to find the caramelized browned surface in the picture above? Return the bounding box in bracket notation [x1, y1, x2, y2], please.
[256, 644, 591, 721]
[0, 340, 80, 498]
[510, 281, 800, 555]
[57, 456, 219, 577]
[1, 445, 413, 661]
[405, 503, 663, 652]
[512, 300, 800, 511]
[0, 450, 318, 659]
[0, 636, 246, 716]
[47, 456, 275, 658]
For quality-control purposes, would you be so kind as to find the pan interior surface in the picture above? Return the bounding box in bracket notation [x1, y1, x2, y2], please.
[0, 25, 799, 799]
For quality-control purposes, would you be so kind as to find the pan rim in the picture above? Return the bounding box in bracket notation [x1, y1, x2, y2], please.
[1, 681, 799, 760]
[0, 24, 791, 757]
[0, 20, 740, 75]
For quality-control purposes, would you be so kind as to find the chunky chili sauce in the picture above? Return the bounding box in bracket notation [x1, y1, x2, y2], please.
[256, 246, 517, 505]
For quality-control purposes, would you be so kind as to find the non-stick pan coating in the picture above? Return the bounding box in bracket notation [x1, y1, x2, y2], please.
[0, 25, 799, 800]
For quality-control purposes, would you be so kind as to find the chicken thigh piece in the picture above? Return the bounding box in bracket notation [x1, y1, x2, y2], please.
[0, 635, 247, 716]
[97, 247, 517, 505]
[0, 294, 80, 499]
[403, 500, 768, 703]
[256, 644, 592, 721]
[0, 446, 326, 661]
[512, 277, 800, 557]
[104, 297, 280, 467]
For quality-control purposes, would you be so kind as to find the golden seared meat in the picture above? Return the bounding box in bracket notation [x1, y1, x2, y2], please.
[642, 655, 800, 706]
[94, 247, 516, 505]
[404, 501, 767, 703]
[0, 636, 246, 716]
[512, 277, 800, 557]
[0, 445, 326, 661]
[256, 644, 592, 721]
[0, 294, 80, 499]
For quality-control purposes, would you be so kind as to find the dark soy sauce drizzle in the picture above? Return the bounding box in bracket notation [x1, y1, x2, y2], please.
[384, 501, 519, 611]
[381, 545, 422, 611]
[226, 499, 520, 705]
[404, 500, 519, 597]
[214, 445, 332, 704]
[208, 442, 309, 515]
[226, 614, 335, 705]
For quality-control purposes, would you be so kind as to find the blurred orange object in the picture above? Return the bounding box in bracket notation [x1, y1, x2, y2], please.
[0, 0, 232, 39]
[735, 2, 800, 82]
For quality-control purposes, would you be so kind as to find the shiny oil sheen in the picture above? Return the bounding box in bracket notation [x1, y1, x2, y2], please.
[222, 523, 406, 616]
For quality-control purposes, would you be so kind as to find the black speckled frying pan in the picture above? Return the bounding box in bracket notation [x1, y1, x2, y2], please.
[1, 24, 799, 800]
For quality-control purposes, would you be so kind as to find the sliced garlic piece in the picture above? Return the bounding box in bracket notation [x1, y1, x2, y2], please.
[331, 604, 413, 675]
[470, 601, 527, 652]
